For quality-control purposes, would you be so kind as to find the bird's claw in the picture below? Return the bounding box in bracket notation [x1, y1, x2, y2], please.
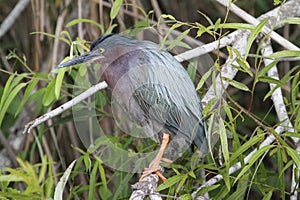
[139, 167, 167, 182]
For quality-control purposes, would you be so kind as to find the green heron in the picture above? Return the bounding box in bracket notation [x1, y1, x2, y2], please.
[57, 34, 207, 181]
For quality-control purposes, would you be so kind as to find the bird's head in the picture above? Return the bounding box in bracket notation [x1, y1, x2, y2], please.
[56, 34, 115, 69]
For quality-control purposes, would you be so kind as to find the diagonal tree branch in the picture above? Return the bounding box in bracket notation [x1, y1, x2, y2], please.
[175, 0, 300, 63]
[216, 0, 300, 50]
[260, 39, 297, 199]
[23, 81, 108, 134]
[0, 0, 31, 39]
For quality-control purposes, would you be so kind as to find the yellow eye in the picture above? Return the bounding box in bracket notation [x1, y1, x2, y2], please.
[99, 48, 105, 53]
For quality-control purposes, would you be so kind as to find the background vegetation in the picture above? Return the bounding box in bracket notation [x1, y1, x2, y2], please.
[0, 0, 299, 199]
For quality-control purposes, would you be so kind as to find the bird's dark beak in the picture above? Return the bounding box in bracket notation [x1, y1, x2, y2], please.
[56, 50, 104, 69]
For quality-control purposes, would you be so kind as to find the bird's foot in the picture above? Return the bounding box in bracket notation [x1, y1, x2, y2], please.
[139, 160, 167, 182]
[139, 133, 171, 182]
[139, 157, 173, 182]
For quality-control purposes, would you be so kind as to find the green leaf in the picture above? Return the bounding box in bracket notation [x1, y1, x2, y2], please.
[219, 23, 255, 30]
[89, 160, 98, 200]
[202, 97, 218, 116]
[234, 145, 273, 184]
[196, 68, 212, 91]
[277, 148, 285, 200]
[110, 0, 123, 20]
[66, 18, 104, 33]
[83, 153, 92, 172]
[161, 14, 176, 21]
[0, 73, 15, 110]
[96, 158, 108, 197]
[219, 118, 230, 190]
[197, 184, 220, 195]
[31, 32, 70, 45]
[227, 183, 248, 200]
[257, 60, 279, 78]
[0, 82, 27, 127]
[165, 29, 191, 50]
[245, 18, 269, 58]
[38, 155, 47, 184]
[219, 118, 229, 163]
[263, 65, 300, 101]
[236, 58, 253, 77]
[15, 78, 39, 116]
[286, 146, 300, 169]
[291, 73, 300, 109]
[262, 191, 273, 200]
[226, 46, 233, 59]
[282, 17, 300, 25]
[179, 194, 192, 200]
[0, 174, 24, 182]
[187, 58, 197, 81]
[42, 79, 56, 107]
[55, 68, 67, 99]
[258, 76, 283, 85]
[105, 24, 118, 35]
[196, 22, 207, 37]
[230, 134, 264, 162]
[269, 50, 300, 58]
[161, 23, 183, 48]
[157, 174, 186, 191]
[175, 174, 188, 194]
[222, 77, 250, 91]
[197, 10, 214, 27]
[45, 156, 54, 198]
[214, 18, 221, 31]
[9, 73, 28, 90]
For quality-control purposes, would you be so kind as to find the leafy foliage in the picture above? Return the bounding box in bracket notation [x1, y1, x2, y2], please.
[0, 0, 299, 199]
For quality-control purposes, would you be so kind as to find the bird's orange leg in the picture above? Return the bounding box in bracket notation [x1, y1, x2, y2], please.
[139, 133, 170, 182]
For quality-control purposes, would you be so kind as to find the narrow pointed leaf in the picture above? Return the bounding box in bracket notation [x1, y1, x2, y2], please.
[196, 68, 212, 91]
[245, 18, 269, 58]
[42, 79, 56, 106]
[54, 160, 76, 200]
[234, 145, 273, 184]
[222, 77, 250, 91]
[16, 79, 39, 116]
[0, 82, 27, 127]
[110, 0, 123, 20]
[55, 68, 66, 99]
[157, 174, 186, 191]
[286, 146, 300, 169]
[269, 50, 300, 58]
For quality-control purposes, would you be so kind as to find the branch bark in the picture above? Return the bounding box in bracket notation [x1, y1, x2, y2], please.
[261, 39, 297, 199]
[0, 0, 31, 39]
[130, 174, 162, 200]
[23, 81, 108, 134]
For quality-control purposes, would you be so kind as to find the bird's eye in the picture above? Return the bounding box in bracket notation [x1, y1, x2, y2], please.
[99, 48, 105, 53]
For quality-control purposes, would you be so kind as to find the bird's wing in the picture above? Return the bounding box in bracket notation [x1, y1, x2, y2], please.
[128, 47, 206, 150]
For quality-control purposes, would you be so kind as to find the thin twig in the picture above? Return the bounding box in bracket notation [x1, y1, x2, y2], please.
[23, 81, 108, 134]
